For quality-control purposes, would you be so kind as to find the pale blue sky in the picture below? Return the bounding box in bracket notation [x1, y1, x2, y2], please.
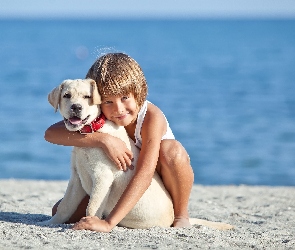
[1, 0, 295, 19]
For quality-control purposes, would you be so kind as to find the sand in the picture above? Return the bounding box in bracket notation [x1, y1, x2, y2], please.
[0, 179, 294, 249]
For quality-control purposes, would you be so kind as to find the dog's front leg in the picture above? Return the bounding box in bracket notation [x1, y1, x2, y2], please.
[39, 167, 86, 225]
[86, 170, 114, 218]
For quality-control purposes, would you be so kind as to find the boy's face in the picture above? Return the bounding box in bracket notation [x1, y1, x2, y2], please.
[100, 93, 139, 127]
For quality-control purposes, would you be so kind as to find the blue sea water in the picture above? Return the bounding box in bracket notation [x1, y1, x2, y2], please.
[0, 19, 295, 185]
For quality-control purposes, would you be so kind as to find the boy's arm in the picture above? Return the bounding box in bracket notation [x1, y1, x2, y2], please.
[73, 104, 167, 232]
[45, 121, 133, 170]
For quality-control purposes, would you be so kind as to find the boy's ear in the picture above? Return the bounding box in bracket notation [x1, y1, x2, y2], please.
[90, 79, 101, 105]
[48, 82, 64, 112]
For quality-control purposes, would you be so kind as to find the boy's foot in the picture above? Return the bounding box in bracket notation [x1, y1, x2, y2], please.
[173, 216, 191, 228]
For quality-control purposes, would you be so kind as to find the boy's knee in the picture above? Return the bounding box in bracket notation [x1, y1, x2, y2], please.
[160, 140, 190, 167]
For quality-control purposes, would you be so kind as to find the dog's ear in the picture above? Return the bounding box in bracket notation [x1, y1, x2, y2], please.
[90, 79, 101, 105]
[48, 82, 63, 112]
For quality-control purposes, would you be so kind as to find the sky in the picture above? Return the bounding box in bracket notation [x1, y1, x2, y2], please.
[1, 0, 295, 19]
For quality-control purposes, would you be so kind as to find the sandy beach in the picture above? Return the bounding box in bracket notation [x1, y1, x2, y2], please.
[0, 179, 294, 249]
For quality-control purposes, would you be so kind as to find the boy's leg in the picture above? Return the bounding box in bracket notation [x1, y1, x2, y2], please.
[52, 195, 90, 224]
[156, 139, 194, 228]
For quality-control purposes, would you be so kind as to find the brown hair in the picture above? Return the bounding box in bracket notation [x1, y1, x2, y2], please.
[86, 53, 148, 108]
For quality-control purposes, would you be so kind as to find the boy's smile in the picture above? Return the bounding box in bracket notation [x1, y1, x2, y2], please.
[115, 113, 128, 120]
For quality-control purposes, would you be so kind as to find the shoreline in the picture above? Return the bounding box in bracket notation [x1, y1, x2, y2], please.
[0, 179, 294, 249]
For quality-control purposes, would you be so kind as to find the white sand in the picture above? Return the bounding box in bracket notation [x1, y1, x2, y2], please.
[0, 179, 294, 249]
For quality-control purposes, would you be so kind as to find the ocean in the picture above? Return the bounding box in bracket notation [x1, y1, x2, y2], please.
[0, 19, 294, 185]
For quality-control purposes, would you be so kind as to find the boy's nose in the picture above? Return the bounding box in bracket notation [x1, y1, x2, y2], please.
[114, 102, 124, 114]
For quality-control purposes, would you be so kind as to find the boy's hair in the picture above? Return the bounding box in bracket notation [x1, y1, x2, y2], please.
[86, 53, 148, 108]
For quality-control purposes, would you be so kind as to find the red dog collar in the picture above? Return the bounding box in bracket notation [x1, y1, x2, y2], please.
[79, 113, 106, 134]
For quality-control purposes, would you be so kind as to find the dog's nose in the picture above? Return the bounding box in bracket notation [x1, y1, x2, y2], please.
[70, 104, 82, 112]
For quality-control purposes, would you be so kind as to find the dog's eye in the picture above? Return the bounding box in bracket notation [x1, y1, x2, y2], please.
[63, 93, 71, 98]
[84, 95, 91, 99]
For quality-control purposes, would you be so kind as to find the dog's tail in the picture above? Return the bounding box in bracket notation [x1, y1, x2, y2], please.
[189, 218, 234, 230]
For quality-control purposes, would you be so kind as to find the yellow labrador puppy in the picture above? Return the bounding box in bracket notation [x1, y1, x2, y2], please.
[40, 79, 233, 230]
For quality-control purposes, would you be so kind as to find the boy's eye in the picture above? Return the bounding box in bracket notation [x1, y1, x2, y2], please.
[122, 96, 129, 101]
[63, 93, 71, 98]
[103, 100, 112, 104]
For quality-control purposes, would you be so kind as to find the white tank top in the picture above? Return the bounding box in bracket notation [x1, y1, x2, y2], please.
[134, 100, 175, 149]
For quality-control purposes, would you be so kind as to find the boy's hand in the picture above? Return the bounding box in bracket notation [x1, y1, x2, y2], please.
[101, 135, 134, 171]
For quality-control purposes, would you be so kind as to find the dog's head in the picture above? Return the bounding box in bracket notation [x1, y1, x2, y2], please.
[48, 79, 102, 131]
